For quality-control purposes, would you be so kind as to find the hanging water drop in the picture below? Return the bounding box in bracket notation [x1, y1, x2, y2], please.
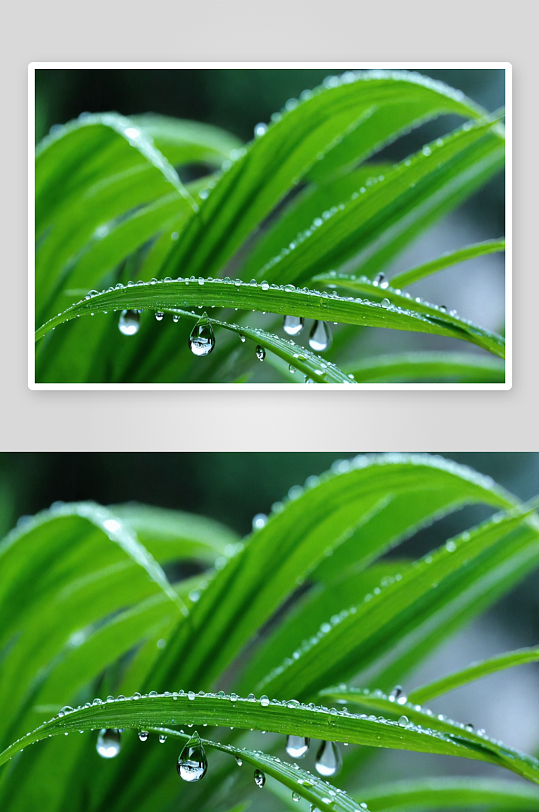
[172, 314, 180, 323]
[189, 318, 215, 357]
[159, 734, 167, 743]
[286, 735, 310, 759]
[118, 310, 140, 336]
[254, 768, 266, 788]
[235, 756, 243, 767]
[292, 791, 301, 802]
[283, 315, 305, 336]
[155, 312, 165, 321]
[315, 741, 342, 777]
[177, 734, 208, 782]
[256, 345, 266, 361]
[308, 321, 332, 352]
[138, 731, 149, 742]
[96, 729, 121, 759]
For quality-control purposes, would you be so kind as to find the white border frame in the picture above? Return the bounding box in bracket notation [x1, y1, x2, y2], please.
[29, 62, 511, 391]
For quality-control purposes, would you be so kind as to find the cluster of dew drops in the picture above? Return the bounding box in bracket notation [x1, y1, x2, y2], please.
[117, 298, 334, 376]
[95, 712, 345, 809]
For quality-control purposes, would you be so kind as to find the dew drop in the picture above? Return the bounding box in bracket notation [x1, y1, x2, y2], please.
[96, 729, 121, 759]
[256, 345, 266, 362]
[292, 791, 301, 802]
[252, 513, 268, 530]
[155, 312, 164, 321]
[289, 364, 296, 374]
[254, 123, 268, 138]
[118, 310, 140, 336]
[189, 318, 215, 357]
[286, 735, 310, 759]
[172, 314, 180, 323]
[398, 715, 409, 727]
[235, 756, 243, 766]
[254, 768, 266, 788]
[138, 731, 149, 742]
[439, 305, 447, 313]
[381, 298, 390, 308]
[308, 321, 332, 352]
[315, 741, 342, 777]
[239, 333, 246, 343]
[465, 723, 474, 732]
[260, 695, 270, 706]
[159, 734, 167, 743]
[177, 734, 208, 782]
[374, 273, 389, 289]
[283, 315, 305, 336]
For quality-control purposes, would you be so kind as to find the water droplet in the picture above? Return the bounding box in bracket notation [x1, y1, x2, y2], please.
[308, 321, 332, 352]
[138, 731, 149, 742]
[172, 314, 180, 323]
[439, 305, 447, 313]
[315, 741, 342, 777]
[155, 312, 164, 321]
[252, 513, 268, 530]
[292, 791, 301, 802]
[256, 345, 266, 361]
[239, 333, 246, 343]
[374, 272, 389, 289]
[254, 768, 266, 788]
[289, 364, 296, 374]
[118, 310, 140, 336]
[254, 122, 268, 138]
[177, 734, 208, 782]
[96, 729, 121, 758]
[235, 756, 243, 766]
[159, 734, 167, 743]
[465, 723, 474, 732]
[381, 298, 390, 308]
[286, 735, 310, 759]
[189, 318, 215, 357]
[398, 715, 409, 727]
[260, 695, 270, 706]
[283, 315, 305, 336]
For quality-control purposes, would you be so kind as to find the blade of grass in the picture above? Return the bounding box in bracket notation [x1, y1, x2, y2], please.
[408, 646, 539, 705]
[390, 238, 506, 289]
[345, 352, 505, 383]
[34, 277, 505, 359]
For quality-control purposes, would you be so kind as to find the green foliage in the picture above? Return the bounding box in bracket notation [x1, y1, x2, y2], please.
[34, 71, 505, 383]
[1, 454, 539, 812]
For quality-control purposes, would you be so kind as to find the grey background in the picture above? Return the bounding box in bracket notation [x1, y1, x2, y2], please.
[2, 0, 537, 450]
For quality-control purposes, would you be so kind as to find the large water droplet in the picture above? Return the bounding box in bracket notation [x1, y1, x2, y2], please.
[315, 741, 342, 777]
[286, 735, 310, 759]
[138, 731, 149, 742]
[283, 315, 305, 336]
[308, 321, 332, 352]
[292, 791, 301, 802]
[96, 729, 121, 758]
[118, 310, 140, 336]
[254, 768, 266, 788]
[177, 734, 208, 782]
[256, 345, 266, 361]
[189, 319, 215, 357]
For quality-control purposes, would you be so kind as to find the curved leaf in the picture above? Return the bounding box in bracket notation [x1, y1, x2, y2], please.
[346, 352, 505, 383]
[390, 238, 506, 289]
[408, 646, 539, 705]
[34, 277, 504, 359]
[2, 692, 539, 784]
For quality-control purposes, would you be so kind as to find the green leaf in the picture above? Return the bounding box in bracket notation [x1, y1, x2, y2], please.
[257, 505, 539, 700]
[159, 70, 488, 283]
[34, 277, 504, 359]
[408, 645, 539, 705]
[390, 238, 506, 288]
[360, 778, 539, 812]
[35, 113, 196, 322]
[346, 352, 505, 383]
[130, 114, 243, 167]
[2, 692, 539, 785]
